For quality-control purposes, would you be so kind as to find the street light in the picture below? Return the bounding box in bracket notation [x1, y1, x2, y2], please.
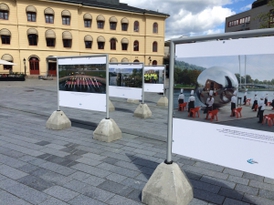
[23, 58, 26, 75]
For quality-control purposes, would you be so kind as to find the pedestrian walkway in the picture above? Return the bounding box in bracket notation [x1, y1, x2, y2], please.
[0, 79, 274, 205]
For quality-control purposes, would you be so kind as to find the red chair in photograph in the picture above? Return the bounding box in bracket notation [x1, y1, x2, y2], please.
[253, 104, 258, 112]
[189, 106, 200, 118]
[245, 98, 251, 105]
[208, 109, 218, 121]
[263, 114, 274, 126]
[178, 102, 187, 111]
[233, 107, 242, 118]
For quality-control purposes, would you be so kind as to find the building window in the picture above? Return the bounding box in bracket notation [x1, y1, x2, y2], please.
[63, 39, 71, 48]
[85, 41, 92, 48]
[153, 22, 158, 33]
[121, 23, 128, 31]
[152, 60, 157, 66]
[46, 38, 55, 47]
[97, 21, 104, 29]
[84, 19, 91, 27]
[134, 21, 139, 32]
[152, 41, 157, 52]
[0, 10, 8, 20]
[27, 12, 36, 22]
[122, 43, 128, 50]
[62, 16, 70, 25]
[110, 38, 117, 50]
[110, 22, 117, 30]
[28, 34, 38, 45]
[134, 40, 139, 51]
[98, 42, 104, 49]
[269, 9, 274, 27]
[1, 35, 10, 44]
[45, 14, 54, 23]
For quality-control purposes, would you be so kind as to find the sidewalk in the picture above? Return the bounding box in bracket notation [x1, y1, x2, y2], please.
[0, 79, 274, 205]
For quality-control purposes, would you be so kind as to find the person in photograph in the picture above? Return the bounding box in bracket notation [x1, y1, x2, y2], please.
[230, 91, 237, 117]
[178, 89, 185, 104]
[257, 95, 265, 123]
[205, 90, 214, 119]
[243, 89, 247, 105]
[251, 93, 258, 111]
[264, 93, 268, 106]
[188, 90, 195, 117]
[271, 93, 274, 110]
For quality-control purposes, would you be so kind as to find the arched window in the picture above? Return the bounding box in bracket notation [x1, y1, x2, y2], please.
[44, 7, 54, 23]
[83, 13, 92, 28]
[27, 28, 38, 46]
[1, 54, 13, 71]
[134, 59, 139, 62]
[152, 60, 157, 66]
[26, 5, 37, 22]
[109, 16, 117, 30]
[121, 37, 128, 51]
[121, 17, 128, 31]
[152, 41, 157, 52]
[0, 28, 11, 44]
[0, 3, 9, 20]
[110, 38, 117, 50]
[134, 21, 139, 32]
[45, 29, 56, 47]
[133, 40, 139, 51]
[97, 15, 105, 29]
[97, 36, 105, 49]
[84, 35, 93, 49]
[62, 10, 71, 25]
[62, 31, 72, 48]
[153, 22, 158, 33]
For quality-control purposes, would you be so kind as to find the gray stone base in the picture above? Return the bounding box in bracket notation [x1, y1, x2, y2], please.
[142, 162, 193, 205]
[157, 96, 168, 107]
[134, 103, 152, 119]
[93, 118, 122, 142]
[127, 98, 140, 104]
[46, 110, 71, 130]
[109, 100, 115, 112]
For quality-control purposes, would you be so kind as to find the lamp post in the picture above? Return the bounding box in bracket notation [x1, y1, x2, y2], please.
[23, 58, 26, 75]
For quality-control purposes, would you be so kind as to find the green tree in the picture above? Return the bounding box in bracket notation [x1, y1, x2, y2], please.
[257, 0, 274, 28]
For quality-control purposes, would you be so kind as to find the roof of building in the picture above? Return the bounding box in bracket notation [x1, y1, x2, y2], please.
[51, 0, 170, 17]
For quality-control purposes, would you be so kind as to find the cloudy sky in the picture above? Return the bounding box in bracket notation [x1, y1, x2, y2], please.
[120, 0, 254, 40]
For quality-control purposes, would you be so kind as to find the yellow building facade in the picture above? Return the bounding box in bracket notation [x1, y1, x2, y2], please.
[0, 0, 169, 76]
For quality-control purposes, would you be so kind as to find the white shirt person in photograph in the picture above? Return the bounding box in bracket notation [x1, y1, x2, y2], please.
[178, 89, 185, 104]
[205, 90, 214, 120]
[243, 89, 247, 105]
[230, 91, 237, 117]
[258, 95, 265, 123]
[188, 90, 195, 117]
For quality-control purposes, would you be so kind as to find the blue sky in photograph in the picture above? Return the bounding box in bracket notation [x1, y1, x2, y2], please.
[121, 0, 255, 39]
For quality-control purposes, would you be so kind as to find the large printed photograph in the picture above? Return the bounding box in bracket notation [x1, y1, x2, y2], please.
[109, 67, 142, 88]
[59, 64, 106, 94]
[174, 54, 274, 133]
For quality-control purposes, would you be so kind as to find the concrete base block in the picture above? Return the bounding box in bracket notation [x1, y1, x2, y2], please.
[134, 103, 152, 119]
[109, 100, 115, 112]
[142, 162, 193, 205]
[46, 110, 71, 130]
[127, 98, 140, 104]
[93, 118, 122, 142]
[157, 96, 168, 107]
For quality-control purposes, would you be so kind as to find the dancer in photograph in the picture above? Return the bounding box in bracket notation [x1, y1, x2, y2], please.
[205, 90, 214, 119]
[243, 89, 247, 105]
[251, 93, 258, 111]
[230, 91, 237, 117]
[188, 90, 195, 117]
[178, 89, 185, 104]
[258, 95, 265, 123]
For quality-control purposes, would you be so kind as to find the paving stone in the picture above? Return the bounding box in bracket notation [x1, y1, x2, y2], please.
[71, 163, 111, 178]
[264, 177, 274, 185]
[97, 163, 140, 178]
[35, 141, 51, 146]
[69, 194, 107, 205]
[38, 197, 69, 205]
[223, 168, 244, 177]
[243, 193, 274, 205]
[249, 180, 274, 191]
[193, 188, 225, 205]
[120, 177, 146, 191]
[106, 194, 143, 205]
[235, 184, 259, 196]
[0, 164, 28, 180]
[218, 187, 244, 200]
[43, 185, 80, 202]
[228, 175, 249, 185]
[259, 189, 274, 200]
[0, 190, 32, 205]
[83, 185, 115, 202]
[223, 198, 251, 205]
[17, 175, 55, 191]
[84, 175, 105, 186]
[201, 175, 236, 189]
[188, 198, 209, 205]
[190, 179, 221, 194]
[243, 172, 264, 182]
[194, 161, 225, 172]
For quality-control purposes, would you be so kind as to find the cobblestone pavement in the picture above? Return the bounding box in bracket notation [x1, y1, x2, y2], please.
[0, 79, 274, 205]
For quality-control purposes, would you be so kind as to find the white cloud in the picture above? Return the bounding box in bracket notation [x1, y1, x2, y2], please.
[120, 0, 236, 40]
